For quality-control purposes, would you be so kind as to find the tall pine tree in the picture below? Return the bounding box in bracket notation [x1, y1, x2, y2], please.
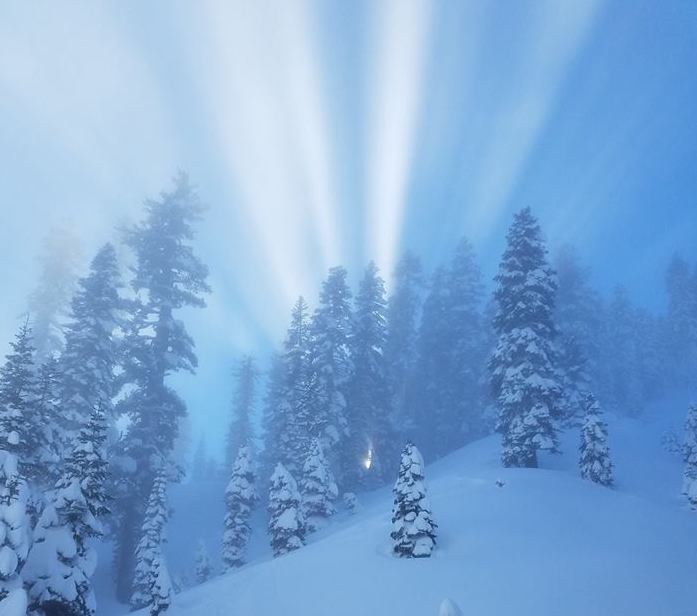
[224, 356, 258, 471]
[114, 172, 210, 602]
[489, 208, 562, 468]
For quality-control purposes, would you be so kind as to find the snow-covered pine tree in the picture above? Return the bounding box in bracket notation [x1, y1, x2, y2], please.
[148, 555, 172, 616]
[300, 438, 338, 532]
[59, 242, 123, 450]
[445, 238, 486, 448]
[579, 393, 613, 486]
[665, 254, 697, 388]
[344, 262, 393, 487]
[224, 356, 258, 471]
[222, 444, 258, 570]
[260, 354, 286, 485]
[384, 252, 423, 440]
[194, 540, 212, 583]
[305, 268, 353, 460]
[0, 447, 29, 603]
[489, 208, 562, 468]
[131, 470, 169, 610]
[681, 405, 697, 507]
[277, 297, 312, 476]
[25, 408, 109, 616]
[114, 173, 210, 602]
[0, 322, 47, 485]
[391, 442, 436, 558]
[267, 463, 305, 556]
[33, 356, 63, 487]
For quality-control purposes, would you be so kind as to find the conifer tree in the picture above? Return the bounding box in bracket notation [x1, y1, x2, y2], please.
[682, 405, 697, 507]
[579, 394, 613, 486]
[306, 268, 353, 455]
[489, 208, 562, 468]
[665, 254, 697, 387]
[300, 438, 338, 532]
[260, 354, 286, 484]
[385, 252, 423, 437]
[131, 470, 169, 610]
[25, 409, 109, 616]
[33, 356, 63, 487]
[345, 263, 393, 487]
[0, 448, 29, 603]
[149, 555, 172, 616]
[194, 541, 212, 583]
[222, 444, 258, 571]
[267, 463, 305, 556]
[391, 442, 436, 558]
[225, 356, 258, 471]
[115, 173, 210, 602]
[59, 242, 123, 448]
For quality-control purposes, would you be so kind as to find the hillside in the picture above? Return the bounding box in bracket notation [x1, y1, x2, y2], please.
[114, 407, 697, 616]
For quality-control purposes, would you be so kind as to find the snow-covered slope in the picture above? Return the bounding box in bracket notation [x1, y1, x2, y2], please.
[123, 411, 697, 616]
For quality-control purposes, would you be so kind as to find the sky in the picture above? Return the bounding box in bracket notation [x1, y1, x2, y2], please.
[1, 0, 696, 460]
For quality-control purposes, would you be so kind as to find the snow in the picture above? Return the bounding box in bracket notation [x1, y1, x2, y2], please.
[107, 409, 697, 616]
[0, 588, 27, 616]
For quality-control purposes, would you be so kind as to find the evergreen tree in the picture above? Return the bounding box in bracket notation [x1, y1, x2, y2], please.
[665, 254, 696, 387]
[445, 238, 486, 447]
[191, 438, 208, 484]
[260, 354, 286, 485]
[267, 463, 305, 556]
[131, 470, 169, 610]
[59, 243, 123, 448]
[32, 355, 63, 488]
[194, 540, 212, 584]
[682, 405, 697, 507]
[489, 208, 562, 468]
[0, 323, 46, 484]
[0, 448, 29, 603]
[222, 444, 258, 571]
[306, 268, 353, 456]
[391, 442, 436, 558]
[25, 409, 109, 616]
[579, 393, 613, 486]
[300, 438, 338, 532]
[384, 252, 423, 438]
[224, 356, 258, 470]
[344, 263, 393, 487]
[114, 173, 210, 602]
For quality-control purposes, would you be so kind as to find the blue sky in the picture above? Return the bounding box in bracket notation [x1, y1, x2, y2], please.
[1, 1, 696, 458]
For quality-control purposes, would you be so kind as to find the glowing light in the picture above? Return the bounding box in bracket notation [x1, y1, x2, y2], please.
[363, 448, 373, 470]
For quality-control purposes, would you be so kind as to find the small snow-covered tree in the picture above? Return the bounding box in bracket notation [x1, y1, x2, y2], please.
[391, 443, 437, 558]
[300, 438, 338, 532]
[131, 470, 169, 610]
[267, 463, 305, 556]
[0, 448, 29, 603]
[579, 394, 613, 487]
[149, 555, 172, 616]
[25, 405, 110, 616]
[194, 541, 212, 584]
[222, 444, 258, 571]
[682, 405, 697, 506]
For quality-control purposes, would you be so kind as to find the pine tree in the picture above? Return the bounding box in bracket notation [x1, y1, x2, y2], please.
[344, 262, 393, 487]
[0, 449, 29, 603]
[222, 444, 258, 570]
[665, 254, 696, 387]
[391, 442, 436, 558]
[25, 409, 109, 616]
[682, 405, 697, 507]
[0, 322, 46, 484]
[59, 243, 123, 449]
[306, 268, 353, 455]
[489, 208, 562, 468]
[225, 356, 258, 470]
[445, 238, 486, 447]
[115, 173, 210, 602]
[384, 252, 423, 438]
[300, 438, 338, 532]
[260, 354, 286, 485]
[579, 393, 613, 486]
[33, 356, 63, 487]
[267, 463, 305, 556]
[131, 470, 169, 610]
[194, 540, 212, 584]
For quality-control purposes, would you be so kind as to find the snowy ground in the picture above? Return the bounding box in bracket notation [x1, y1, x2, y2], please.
[100, 403, 697, 616]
